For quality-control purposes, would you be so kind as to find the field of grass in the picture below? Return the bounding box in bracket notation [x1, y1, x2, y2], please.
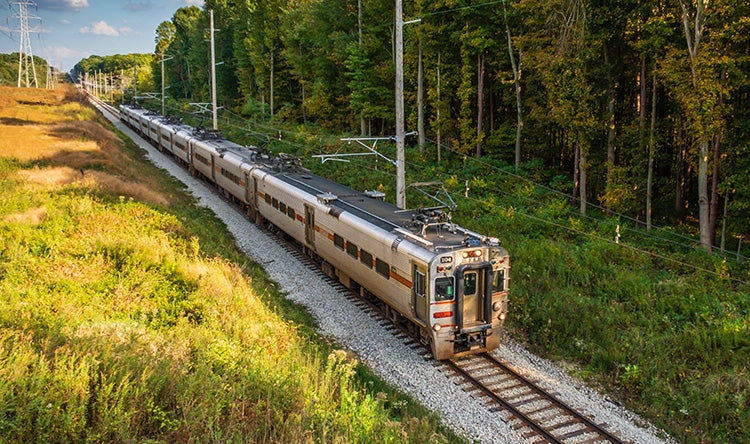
[0, 85, 458, 443]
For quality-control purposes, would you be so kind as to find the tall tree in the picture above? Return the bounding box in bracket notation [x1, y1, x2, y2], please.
[501, 0, 523, 171]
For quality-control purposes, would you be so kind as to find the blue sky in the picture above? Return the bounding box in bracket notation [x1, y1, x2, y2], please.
[1, 0, 204, 72]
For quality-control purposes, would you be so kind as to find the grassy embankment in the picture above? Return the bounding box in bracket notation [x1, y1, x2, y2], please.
[199, 108, 749, 444]
[0, 85, 458, 443]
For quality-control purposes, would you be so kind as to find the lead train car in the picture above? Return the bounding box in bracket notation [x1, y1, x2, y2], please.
[120, 103, 510, 360]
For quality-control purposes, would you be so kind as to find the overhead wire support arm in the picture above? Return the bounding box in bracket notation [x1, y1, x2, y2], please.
[312, 132, 416, 166]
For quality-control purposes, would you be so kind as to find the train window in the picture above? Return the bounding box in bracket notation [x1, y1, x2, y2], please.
[279, 202, 287, 213]
[346, 241, 358, 258]
[435, 277, 455, 302]
[414, 268, 426, 298]
[287, 207, 295, 219]
[334, 234, 345, 250]
[375, 258, 390, 279]
[464, 272, 477, 297]
[360, 250, 373, 268]
[272, 198, 279, 209]
[265, 194, 272, 205]
[492, 270, 505, 292]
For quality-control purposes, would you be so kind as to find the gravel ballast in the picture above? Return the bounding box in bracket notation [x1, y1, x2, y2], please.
[105, 108, 675, 444]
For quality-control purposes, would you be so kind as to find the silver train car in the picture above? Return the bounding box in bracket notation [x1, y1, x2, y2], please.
[119, 103, 510, 360]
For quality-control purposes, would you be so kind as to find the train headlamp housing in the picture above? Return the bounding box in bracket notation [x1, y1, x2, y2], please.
[492, 301, 502, 312]
[461, 249, 483, 259]
[432, 324, 442, 332]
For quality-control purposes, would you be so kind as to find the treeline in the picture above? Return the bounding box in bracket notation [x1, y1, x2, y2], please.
[72, 53, 154, 95]
[78, 0, 750, 251]
[0, 53, 50, 87]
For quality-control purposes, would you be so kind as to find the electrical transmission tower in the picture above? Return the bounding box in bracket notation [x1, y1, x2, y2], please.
[11, 0, 41, 88]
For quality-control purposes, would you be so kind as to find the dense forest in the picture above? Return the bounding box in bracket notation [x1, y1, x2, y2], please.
[72, 0, 750, 254]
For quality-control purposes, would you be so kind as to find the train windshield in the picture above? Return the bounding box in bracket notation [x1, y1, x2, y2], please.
[463, 272, 478, 296]
[435, 277, 455, 302]
[492, 270, 505, 292]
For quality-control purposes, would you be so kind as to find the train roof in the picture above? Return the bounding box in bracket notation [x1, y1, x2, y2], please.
[273, 167, 492, 252]
[120, 103, 494, 253]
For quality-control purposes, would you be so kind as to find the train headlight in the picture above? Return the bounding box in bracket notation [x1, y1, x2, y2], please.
[432, 324, 442, 332]
[498, 312, 507, 321]
[492, 301, 502, 312]
[461, 249, 483, 259]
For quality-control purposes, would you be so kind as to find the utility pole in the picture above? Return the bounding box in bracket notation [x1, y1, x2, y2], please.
[395, 0, 405, 209]
[12, 0, 40, 88]
[160, 53, 173, 116]
[45, 62, 52, 89]
[210, 9, 218, 130]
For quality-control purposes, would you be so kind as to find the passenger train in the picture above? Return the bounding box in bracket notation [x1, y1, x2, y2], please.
[119, 103, 510, 360]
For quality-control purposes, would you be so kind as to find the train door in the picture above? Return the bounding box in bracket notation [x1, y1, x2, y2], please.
[304, 204, 315, 248]
[456, 264, 493, 330]
[462, 271, 482, 327]
[247, 175, 256, 208]
[412, 264, 428, 325]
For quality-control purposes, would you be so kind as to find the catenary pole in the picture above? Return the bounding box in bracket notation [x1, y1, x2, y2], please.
[210, 9, 218, 130]
[395, 0, 405, 209]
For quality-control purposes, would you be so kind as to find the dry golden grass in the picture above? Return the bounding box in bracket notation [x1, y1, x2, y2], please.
[3, 206, 47, 225]
[0, 85, 169, 206]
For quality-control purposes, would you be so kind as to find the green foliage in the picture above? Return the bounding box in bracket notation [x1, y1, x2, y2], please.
[0, 53, 50, 86]
[510, 232, 750, 443]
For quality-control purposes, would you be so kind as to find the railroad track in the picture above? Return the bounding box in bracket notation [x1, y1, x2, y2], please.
[441, 353, 627, 444]
[273, 232, 627, 444]
[89, 93, 629, 444]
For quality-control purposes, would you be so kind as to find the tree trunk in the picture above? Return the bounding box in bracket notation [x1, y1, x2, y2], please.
[579, 140, 588, 216]
[698, 137, 710, 248]
[604, 43, 616, 182]
[417, 42, 425, 151]
[573, 142, 580, 206]
[475, 53, 485, 158]
[680, 0, 711, 251]
[647, 71, 657, 230]
[502, 0, 523, 171]
[358, 0, 366, 135]
[436, 53, 441, 164]
[270, 50, 275, 117]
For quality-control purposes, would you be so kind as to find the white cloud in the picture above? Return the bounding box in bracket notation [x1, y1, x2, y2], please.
[39, 46, 90, 71]
[38, 0, 90, 12]
[79, 20, 119, 37]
